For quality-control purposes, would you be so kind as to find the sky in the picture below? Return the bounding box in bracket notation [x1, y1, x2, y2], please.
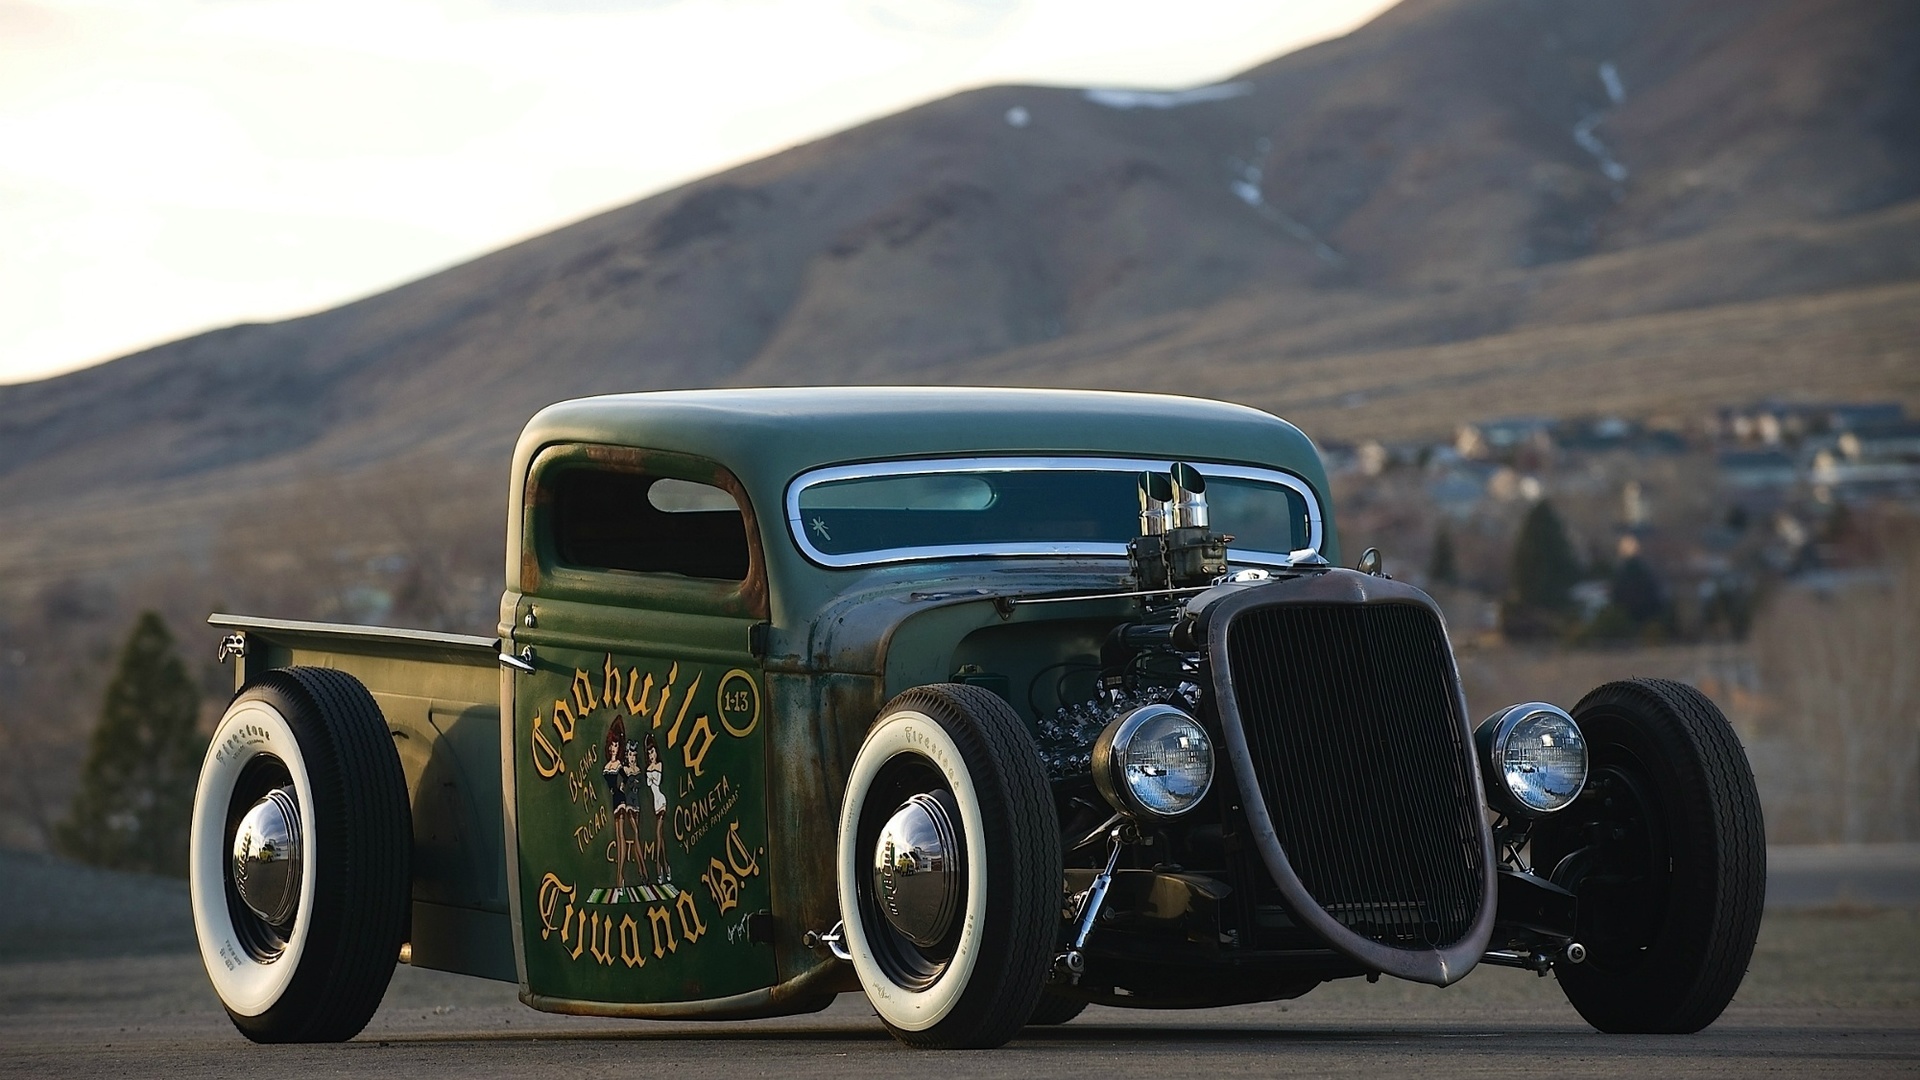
[0, 0, 1397, 385]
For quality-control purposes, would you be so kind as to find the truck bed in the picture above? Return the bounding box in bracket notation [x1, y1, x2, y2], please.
[209, 614, 516, 983]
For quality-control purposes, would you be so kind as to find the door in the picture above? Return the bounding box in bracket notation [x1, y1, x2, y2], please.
[508, 444, 775, 1006]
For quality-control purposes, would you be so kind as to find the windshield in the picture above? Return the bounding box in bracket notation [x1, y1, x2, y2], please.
[787, 457, 1322, 568]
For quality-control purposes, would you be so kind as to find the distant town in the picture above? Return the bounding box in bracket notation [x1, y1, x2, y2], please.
[1321, 400, 1920, 645]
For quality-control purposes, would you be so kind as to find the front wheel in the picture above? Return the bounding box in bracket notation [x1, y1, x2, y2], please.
[1026, 990, 1089, 1026]
[837, 684, 1061, 1049]
[1532, 678, 1766, 1033]
[189, 668, 411, 1042]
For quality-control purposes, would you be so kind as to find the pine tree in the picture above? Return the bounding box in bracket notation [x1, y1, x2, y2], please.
[1503, 499, 1582, 638]
[56, 612, 205, 876]
[1610, 554, 1667, 625]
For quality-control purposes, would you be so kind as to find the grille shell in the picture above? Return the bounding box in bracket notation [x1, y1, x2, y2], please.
[1201, 570, 1496, 985]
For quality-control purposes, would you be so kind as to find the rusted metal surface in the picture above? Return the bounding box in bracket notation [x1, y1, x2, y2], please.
[211, 388, 1355, 1021]
[206, 614, 514, 982]
[518, 955, 846, 1019]
[761, 671, 875, 993]
[504, 388, 1339, 628]
[509, 627, 777, 1005]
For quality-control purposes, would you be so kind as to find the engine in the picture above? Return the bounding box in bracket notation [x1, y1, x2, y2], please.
[1023, 463, 1499, 995]
[1035, 462, 1237, 783]
[1035, 680, 1201, 781]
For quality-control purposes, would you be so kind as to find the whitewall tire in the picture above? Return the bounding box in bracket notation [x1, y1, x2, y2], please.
[836, 683, 1059, 1049]
[189, 668, 410, 1042]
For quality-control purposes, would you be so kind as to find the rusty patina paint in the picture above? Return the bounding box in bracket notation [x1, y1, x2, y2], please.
[211, 389, 1349, 1024]
[510, 639, 778, 1005]
[505, 388, 1339, 631]
[760, 669, 873, 992]
[485, 389, 1339, 1016]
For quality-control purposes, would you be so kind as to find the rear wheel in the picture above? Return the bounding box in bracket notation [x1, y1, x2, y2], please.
[837, 684, 1060, 1049]
[190, 668, 411, 1042]
[1532, 679, 1765, 1033]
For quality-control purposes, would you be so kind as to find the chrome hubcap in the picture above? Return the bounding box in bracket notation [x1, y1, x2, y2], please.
[232, 786, 303, 927]
[871, 791, 963, 947]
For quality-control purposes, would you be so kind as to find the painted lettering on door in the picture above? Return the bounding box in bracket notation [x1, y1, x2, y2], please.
[519, 653, 770, 1001]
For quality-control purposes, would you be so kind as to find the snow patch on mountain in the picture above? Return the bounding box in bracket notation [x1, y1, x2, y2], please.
[1575, 61, 1629, 184]
[1599, 61, 1626, 105]
[1084, 82, 1253, 110]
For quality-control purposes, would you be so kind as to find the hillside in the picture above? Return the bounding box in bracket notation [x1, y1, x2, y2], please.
[0, 0, 1915, 600]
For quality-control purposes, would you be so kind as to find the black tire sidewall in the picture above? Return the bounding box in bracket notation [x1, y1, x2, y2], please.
[1544, 679, 1765, 1034]
[1026, 989, 1090, 1026]
[191, 668, 410, 1042]
[836, 684, 1059, 1049]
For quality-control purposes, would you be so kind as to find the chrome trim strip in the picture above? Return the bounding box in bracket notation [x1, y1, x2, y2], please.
[784, 456, 1325, 569]
[1008, 585, 1213, 606]
[207, 613, 498, 653]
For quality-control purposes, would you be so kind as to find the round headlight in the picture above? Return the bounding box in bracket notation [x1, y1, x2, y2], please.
[1091, 704, 1215, 819]
[1474, 702, 1588, 817]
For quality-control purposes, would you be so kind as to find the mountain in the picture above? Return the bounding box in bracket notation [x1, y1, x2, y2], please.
[1, 0, 1916, 599]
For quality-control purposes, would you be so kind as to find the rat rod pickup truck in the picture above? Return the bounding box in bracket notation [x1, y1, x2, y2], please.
[192, 387, 1765, 1049]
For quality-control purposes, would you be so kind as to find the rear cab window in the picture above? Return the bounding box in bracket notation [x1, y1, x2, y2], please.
[524, 444, 766, 615]
[552, 471, 748, 581]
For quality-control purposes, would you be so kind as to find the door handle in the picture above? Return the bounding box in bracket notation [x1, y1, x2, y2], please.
[499, 646, 536, 673]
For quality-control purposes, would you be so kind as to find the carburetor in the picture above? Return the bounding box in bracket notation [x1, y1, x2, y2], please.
[1128, 463, 1231, 591]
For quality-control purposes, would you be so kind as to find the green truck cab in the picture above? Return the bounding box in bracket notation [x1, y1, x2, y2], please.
[192, 388, 1765, 1049]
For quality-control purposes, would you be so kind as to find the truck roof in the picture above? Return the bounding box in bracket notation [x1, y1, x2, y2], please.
[514, 386, 1323, 484]
[508, 387, 1338, 621]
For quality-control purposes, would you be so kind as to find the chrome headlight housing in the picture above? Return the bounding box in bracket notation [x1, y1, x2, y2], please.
[1474, 702, 1588, 817]
[1091, 704, 1215, 819]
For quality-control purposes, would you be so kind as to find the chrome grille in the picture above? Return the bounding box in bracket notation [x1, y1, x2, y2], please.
[1223, 602, 1486, 951]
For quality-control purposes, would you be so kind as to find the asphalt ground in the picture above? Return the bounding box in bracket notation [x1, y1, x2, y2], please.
[1765, 844, 1920, 909]
[2, 847, 1915, 1078]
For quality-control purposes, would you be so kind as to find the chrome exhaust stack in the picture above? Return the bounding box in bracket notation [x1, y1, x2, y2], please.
[1130, 462, 1230, 591]
[1169, 461, 1209, 530]
[1138, 470, 1174, 536]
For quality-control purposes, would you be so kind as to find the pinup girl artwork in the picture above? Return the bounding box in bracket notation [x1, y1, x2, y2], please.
[644, 734, 669, 883]
[596, 719, 676, 902]
[601, 716, 643, 892]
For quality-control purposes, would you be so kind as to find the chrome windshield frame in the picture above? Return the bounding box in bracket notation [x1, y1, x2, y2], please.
[784, 455, 1325, 569]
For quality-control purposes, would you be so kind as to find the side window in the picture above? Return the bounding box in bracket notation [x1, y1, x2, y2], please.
[550, 468, 749, 581]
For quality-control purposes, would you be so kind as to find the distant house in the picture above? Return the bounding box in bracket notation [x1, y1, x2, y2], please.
[1808, 419, 1920, 498]
[1826, 403, 1906, 433]
[1455, 416, 1555, 460]
[1427, 463, 1495, 517]
[1812, 459, 1920, 493]
[1844, 420, 1920, 461]
[1718, 449, 1799, 490]
[1551, 415, 1639, 451]
[1316, 440, 1358, 475]
[1713, 401, 1906, 445]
